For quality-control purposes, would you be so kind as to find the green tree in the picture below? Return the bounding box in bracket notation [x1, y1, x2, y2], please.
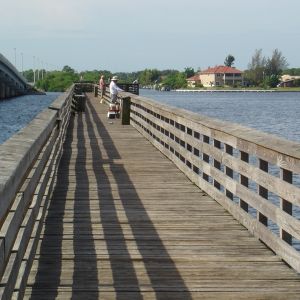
[184, 67, 195, 78]
[36, 70, 79, 92]
[62, 65, 75, 73]
[23, 69, 34, 82]
[265, 49, 288, 76]
[245, 49, 267, 86]
[262, 75, 280, 88]
[162, 72, 187, 89]
[294, 79, 300, 87]
[80, 70, 112, 83]
[139, 69, 160, 85]
[224, 54, 235, 67]
[284, 68, 300, 76]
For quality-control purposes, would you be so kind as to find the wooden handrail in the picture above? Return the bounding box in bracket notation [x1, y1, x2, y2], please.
[0, 85, 75, 299]
[127, 93, 300, 273]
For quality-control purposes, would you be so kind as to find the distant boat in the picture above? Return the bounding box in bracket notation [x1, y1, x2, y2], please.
[161, 86, 170, 91]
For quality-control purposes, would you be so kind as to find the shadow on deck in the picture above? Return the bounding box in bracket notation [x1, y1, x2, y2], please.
[28, 98, 192, 299]
[25, 95, 300, 300]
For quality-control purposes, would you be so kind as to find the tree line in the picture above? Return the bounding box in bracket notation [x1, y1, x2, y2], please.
[22, 49, 300, 92]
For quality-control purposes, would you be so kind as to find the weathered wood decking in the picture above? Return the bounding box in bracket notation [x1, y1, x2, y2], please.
[24, 94, 300, 299]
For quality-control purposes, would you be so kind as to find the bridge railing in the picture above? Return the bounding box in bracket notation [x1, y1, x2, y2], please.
[0, 53, 27, 84]
[0, 85, 75, 299]
[94, 83, 139, 98]
[125, 93, 300, 273]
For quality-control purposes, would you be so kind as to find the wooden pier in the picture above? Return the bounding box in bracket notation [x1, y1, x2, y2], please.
[1, 84, 300, 299]
[24, 95, 300, 299]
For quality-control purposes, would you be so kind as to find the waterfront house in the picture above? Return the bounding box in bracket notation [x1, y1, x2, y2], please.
[278, 74, 300, 87]
[186, 74, 202, 87]
[199, 66, 243, 87]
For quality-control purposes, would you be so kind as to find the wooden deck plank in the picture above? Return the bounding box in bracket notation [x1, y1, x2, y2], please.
[24, 94, 300, 299]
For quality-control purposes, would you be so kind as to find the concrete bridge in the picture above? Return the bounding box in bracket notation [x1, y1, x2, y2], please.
[0, 83, 300, 299]
[0, 54, 29, 99]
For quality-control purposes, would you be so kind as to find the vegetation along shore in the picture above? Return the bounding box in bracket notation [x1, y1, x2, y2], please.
[22, 49, 300, 92]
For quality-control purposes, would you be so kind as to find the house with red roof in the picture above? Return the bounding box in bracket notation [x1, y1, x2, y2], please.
[186, 74, 202, 88]
[195, 65, 243, 87]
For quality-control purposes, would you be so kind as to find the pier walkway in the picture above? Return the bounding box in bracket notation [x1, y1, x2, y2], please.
[24, 94, 300, 299]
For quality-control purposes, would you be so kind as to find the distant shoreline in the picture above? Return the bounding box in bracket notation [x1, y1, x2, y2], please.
[174, 89, 300, 93]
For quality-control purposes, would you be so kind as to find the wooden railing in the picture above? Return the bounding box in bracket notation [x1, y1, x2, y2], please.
[0, 85, 79, 299]
[122, 92, 300, 273]
[117, 83, 139, 95]
[2, 83, 298, 299]
[94, 83, 139, 97]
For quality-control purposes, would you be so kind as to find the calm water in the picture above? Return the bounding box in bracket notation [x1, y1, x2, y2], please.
[140, 89, 300, 143]
[1, 90, 299, 144]
[0, 93, 61, 144]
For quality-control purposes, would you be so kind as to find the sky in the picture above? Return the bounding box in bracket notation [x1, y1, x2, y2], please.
[1, 0, 300, 72]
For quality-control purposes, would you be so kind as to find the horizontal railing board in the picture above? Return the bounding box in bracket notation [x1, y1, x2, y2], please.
[132, 118, 300, 272]
[0, 239, 4, 276]
[48, 87, 73, 111]
[5, 162, 53, 291]
[132, 104, 300, 208]
[0, 109, 57, 222]
[13, 260, 26, 299]
[130, 96, 300, 173]
[0, 252, 18, 299]
[11, 85, 74, 299]
[129, 93, 300, 273]
[0, 127, 59, 279]
[0, 83, 75, 299]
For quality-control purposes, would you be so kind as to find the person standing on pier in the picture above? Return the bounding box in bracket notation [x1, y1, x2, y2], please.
[99, 75, 106, 103]
[109, 76, 123, 103]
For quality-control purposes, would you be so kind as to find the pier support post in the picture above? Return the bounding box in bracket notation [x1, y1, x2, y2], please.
[5, 86, 10, 98]
[121, 96, 131, 125]
[0, 83, 5, 99]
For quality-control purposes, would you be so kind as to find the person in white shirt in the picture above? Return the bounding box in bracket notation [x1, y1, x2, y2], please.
[109, 76, 123, 103]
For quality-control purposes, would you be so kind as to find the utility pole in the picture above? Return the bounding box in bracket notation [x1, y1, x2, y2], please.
[21, 52, 24, 75]
[37, 58, 40, 81]
[41, 60, 44, 80]
[33, 56, 36, 85]
[14, 48, 17, 68]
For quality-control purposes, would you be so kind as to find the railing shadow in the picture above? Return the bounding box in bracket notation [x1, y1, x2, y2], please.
[85, 102, 143, 300]
[30, 116, 75, 299]
[30, 97, 192, 299]
[30, 113, 100, 299]
[71, 113, 99, 299]
[87, 100, 192, 299]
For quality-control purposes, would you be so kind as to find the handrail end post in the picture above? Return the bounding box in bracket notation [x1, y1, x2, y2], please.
[121, 96, 131, 125]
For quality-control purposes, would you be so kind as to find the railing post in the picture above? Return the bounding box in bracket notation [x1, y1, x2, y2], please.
[240, 151, 249, 212]
[258, 159, 268, 226]
[94, 85, 98, 97]
[213, 140, 221, 190]
[202, 135, 210, 182]
[280, 168, 293, 244]
[121, 96, 131, 125]
[225, 144, 234, 200]
[129, 97, 300, 273]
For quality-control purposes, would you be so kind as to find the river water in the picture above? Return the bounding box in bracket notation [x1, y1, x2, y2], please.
[0, 93, 61, 144]
[1, 90, 299, 144]
[140, 89, 300, 143]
